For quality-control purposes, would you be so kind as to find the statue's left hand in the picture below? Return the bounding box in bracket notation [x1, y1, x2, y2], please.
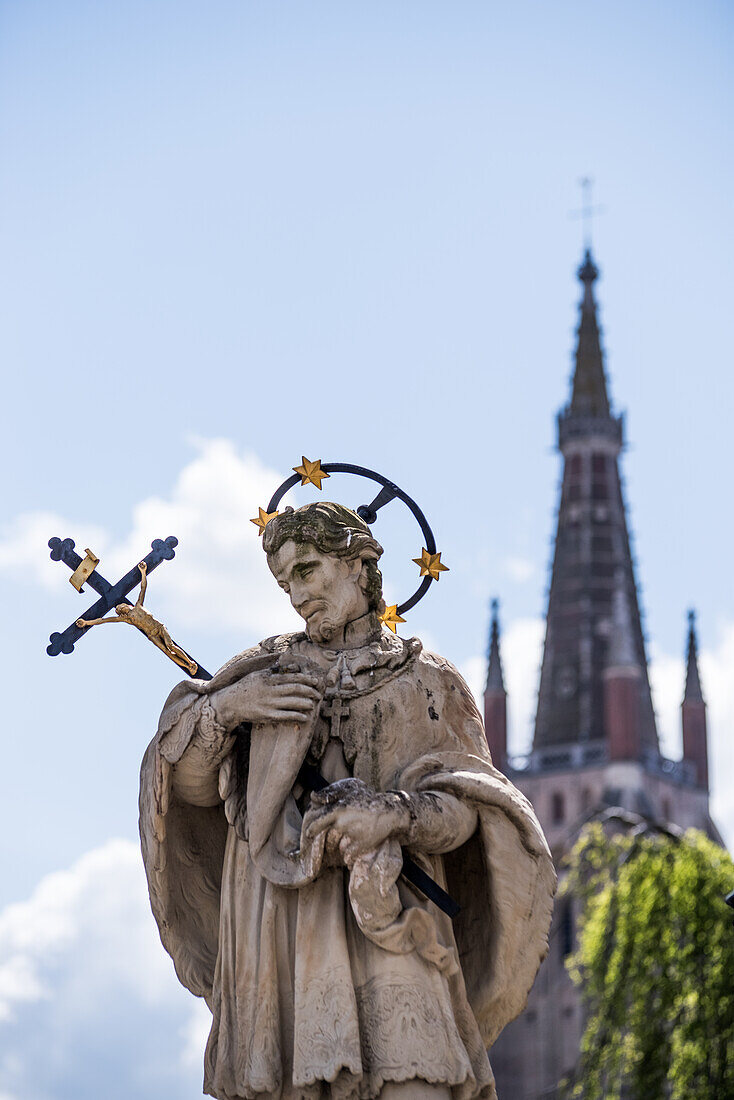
[302, 778, 411, 868]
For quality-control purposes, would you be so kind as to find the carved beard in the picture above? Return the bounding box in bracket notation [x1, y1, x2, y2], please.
[301, 576, 368, 645]
[311, 616, 336, 643]
[307, 609, 337, 643]
[299, 600, 330, 643]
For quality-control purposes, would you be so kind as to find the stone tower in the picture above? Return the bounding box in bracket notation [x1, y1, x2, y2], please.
[488, 248, 719, 1099]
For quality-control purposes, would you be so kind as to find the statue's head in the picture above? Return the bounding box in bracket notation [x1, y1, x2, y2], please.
[116, 603, 132, 617]
[262, 502, 384, 643]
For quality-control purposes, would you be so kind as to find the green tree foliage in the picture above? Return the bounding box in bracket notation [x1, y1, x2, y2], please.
[563, 824, 734, 1099]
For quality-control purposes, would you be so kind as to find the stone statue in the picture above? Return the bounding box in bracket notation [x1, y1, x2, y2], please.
[139, 502, 555, 1099]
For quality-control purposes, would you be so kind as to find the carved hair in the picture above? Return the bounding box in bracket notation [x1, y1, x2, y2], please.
[262, 502, 384, 611]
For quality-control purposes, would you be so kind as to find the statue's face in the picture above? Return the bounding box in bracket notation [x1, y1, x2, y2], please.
[267, 539, 369, 644]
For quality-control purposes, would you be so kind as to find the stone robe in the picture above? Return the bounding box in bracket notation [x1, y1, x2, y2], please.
[139, 623, 555, 1100]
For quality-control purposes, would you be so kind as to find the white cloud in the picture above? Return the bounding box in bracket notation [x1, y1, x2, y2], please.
[0, 511, 109, 593]
[0, 841, 209, 1100]
[1, 439, 303, 639]
[109, 438, 303, 635]
[501, 555, 536, 584]
[461, 616, 545, 755]
[648, 644, 684, 760]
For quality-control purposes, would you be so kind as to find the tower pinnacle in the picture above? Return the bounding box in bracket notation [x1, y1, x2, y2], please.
[484, 598, 508, 770]
[569, 248, 610, 418]
[485, 597, 506, 693]
[681, 609, 708, 790]
[684, 609, 704, 702]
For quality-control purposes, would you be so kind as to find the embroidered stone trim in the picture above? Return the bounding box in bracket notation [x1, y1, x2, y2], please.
[196, 697, 231, 765]
[291, 971, 475, 1093]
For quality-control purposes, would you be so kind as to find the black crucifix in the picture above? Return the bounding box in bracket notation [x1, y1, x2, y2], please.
[46, 534, 458, 918]
[47, 535, 210, 679]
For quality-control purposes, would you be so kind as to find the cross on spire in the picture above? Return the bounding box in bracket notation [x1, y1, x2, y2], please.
[571, 177, 604, 251]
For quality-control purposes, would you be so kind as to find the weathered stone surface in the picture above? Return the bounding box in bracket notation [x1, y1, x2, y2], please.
[140, 503, 555, 1099]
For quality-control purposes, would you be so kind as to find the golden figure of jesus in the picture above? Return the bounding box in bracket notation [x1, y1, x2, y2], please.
[77, 562, 198, 676]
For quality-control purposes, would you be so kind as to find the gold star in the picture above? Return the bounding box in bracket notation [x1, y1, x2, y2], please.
[379, 604, 407, 634]
[412, 548, 449, 581]
[250, 507, 279, 537]
[293, 456, 330, 490]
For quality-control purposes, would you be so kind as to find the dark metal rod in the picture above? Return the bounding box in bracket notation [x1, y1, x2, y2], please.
[291, 768, 459, 918]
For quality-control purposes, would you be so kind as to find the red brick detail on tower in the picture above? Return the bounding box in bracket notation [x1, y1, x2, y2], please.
[604, 666, 641, 761]
[484, 690, 507, 771]
[682, 700, 708, 790]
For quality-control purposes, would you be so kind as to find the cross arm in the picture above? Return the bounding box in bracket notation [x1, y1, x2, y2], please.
[47, 536, 179, 657]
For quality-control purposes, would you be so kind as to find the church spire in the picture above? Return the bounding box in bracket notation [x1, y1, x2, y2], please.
[485, 598, 506, 693]
[484, 599, 508, 770]
[569, 249, 610, 418]
[684, 609, 704, 702]
[533, 249, 659, 758]
[682, 609, 708, 790]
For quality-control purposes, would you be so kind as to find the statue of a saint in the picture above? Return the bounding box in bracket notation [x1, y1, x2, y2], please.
[139, 502, 555, 1099]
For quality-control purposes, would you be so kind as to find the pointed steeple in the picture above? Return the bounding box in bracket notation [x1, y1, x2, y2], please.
[569, 249, 610, 418]
[684, 609, 704, 702]
[534, 248, 659, 757]
[484, 599, 508, 771]
[681, 609, 708, 790]
[485, 598, 506, 693]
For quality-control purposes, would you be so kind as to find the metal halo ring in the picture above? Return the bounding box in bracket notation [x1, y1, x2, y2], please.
[266, 463, 436, 616]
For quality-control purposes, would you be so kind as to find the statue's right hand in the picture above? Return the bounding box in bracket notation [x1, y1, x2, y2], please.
[212, 670, 323, 728]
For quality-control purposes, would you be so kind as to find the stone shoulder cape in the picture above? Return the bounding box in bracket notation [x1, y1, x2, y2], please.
[139, 631, 556, 1051]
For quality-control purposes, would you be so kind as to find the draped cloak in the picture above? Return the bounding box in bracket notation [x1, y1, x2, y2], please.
[139, 627, 556, 1100]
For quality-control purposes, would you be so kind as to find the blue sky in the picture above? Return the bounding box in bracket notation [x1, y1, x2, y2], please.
[1, 2, 732, 1097]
